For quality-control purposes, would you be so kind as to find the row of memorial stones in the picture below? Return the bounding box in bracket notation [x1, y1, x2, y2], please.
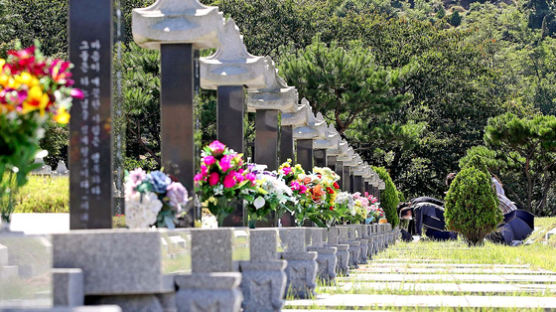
[67, 0, 385, 229]
[5, 224, 399, 312]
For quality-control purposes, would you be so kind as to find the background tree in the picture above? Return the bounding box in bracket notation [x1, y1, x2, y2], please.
[372, 166, 400, 227]
[484, 113, 556, 214]
[279, 38, 410, 134]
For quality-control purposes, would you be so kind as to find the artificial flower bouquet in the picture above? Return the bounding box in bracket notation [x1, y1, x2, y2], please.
[279, 159, 311, 225]
[195, 140, 257, 224]
[334, 191, 356, 224]
[248, 164, 298, 225]
[0, 44, 81, 226]
[124, 169, 188, 229]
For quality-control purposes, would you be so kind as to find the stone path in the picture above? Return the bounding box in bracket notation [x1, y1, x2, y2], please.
[285, 250, 556, 310]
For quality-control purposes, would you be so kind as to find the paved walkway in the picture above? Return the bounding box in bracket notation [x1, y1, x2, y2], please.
[285, 248, 556, 310]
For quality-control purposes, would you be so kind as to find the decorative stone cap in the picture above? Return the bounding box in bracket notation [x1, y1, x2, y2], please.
[200, 18, 267, 89]
[314, 123, 341, 150]
[336, 147, 354, 163]
[321, 125, 343, 154]
[247, 57, 298, 113]
[132, 0, 224, 50]
[292, 102, 327, 140]
[281, 98, 310, 127]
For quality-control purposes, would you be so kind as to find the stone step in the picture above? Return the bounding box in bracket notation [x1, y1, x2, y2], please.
[364, 262, 530, 269]
[0, 265, 19, 279]
[371, 258, 456, 263]
[0, 244, 7, 266]
[354, 267, 554, 275]
[338, 273, 556, 283]
[286, 294, 556, 309]
[324, 282, 556, 294]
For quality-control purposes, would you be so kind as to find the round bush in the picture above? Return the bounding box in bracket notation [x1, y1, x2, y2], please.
[373, 166, 400, 227]
[444, 167, 502, 246]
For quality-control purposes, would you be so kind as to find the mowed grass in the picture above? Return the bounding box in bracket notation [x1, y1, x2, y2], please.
[378, 217, 556, 272]
[13, 175, 69, 213]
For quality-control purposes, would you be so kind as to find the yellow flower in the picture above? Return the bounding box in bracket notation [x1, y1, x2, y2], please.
[54, 107, 70, 124]
[23, 85, 49, 115]
[15, 72, 39, 88]
[0, 58, 5, 69]
[0, 74, 9, 87]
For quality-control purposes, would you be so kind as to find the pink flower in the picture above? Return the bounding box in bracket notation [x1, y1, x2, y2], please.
[245, 173, 256, 185]
[128, 168, 146, 188]
[200, 164, 208, 176]
[203, 155, 216, 166]
[71, 88, 84, 99]
[232, 171, 244, 182]
[209, 172, 220, 186]
[282, 167, 292, 175]
[220, 154, 233, 172]
[223, 174, 237, 188]
[166, 182, 188, 210]
[209, 140, 226, 154]
[299, 185, 308, 194]
[194, 174, 204, 182]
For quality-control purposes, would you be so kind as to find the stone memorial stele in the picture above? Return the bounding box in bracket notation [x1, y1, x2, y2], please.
[239, 229, 287, 312]
[337, 146, 355, 191]
[292, 101, 327, 170]
[200, 18, 266, 153]
[278, 228, 318, 299]
[313, 118, 338, 168]
[306, 228, 337, 283]
[326, 227, 350, 276]
[357, 224, 369, 264]
[133, 0, 225, 225]
[280, 100, 309, 163]
[247, 57, 298, 171]
[69, 0, 114, 229]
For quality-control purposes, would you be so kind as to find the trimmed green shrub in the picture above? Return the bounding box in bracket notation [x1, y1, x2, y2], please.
[444, 167, 502, 246]
[373, 166, 400, 227]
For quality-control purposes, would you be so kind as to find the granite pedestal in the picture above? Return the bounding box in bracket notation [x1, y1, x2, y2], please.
[338, 227, 359, 269]
[326, 227, 350, 276]
[306, 228, 337, 283]
[239, 229, 286, 312]
[279, 228, 317, 299]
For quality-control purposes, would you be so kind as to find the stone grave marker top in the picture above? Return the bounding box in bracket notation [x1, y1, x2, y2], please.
[200, 18, 267, 89]
[318, 124, 342, 153]
[279, 228, 306, 252]
[293, 104, 327, 140]
[281, 98, 310, 127]
[191, 228, 234, 273]
[308, 228, 324, 248]
[246, 57, 299, 113]
[327, 227, 339, 245]
[132, 0, 225, 50]
[249, 228, 278, 261]
[56, 160, 69, 175]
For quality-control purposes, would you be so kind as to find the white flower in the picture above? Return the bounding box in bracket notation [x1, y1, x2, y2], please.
[125, 191, 162, 229]
[202, 214, 218, 229]
[253, 196, 266, 210]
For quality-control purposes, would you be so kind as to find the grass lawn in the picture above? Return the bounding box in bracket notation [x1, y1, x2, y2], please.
[13, 175, 69, 213]
[379, 217, 556, 272]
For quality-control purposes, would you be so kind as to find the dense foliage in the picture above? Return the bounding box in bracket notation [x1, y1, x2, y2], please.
[0, 0, 553, 214]
[372, 166, 400, 227]
[444, 167, 502, 246]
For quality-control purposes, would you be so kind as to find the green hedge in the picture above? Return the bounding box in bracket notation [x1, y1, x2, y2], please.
[444, 167, 502, 246]
[13, 176, 68, 213]
[373, 166, 400, 227]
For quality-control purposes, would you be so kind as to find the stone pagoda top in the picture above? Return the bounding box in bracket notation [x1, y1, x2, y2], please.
[314, 123, 341, 150]
[200, 19, 267, 90]
[132, 0, 224, 50]
[281, 98, 310, 127]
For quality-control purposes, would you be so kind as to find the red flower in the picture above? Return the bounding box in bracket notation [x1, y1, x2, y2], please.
[326, 187, 334, 194]
[333, 182, 340, 189]
[329, 206, 334, 211]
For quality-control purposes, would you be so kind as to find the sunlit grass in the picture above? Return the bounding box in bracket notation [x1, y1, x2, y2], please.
[13, 175, 69, 213]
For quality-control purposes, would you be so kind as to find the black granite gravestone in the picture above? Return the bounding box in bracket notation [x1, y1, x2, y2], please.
[314, 149, 327, 167]
[255, 110, 279, 171]
[69, 0, 113, 229]
[280, 125, 294, 163]
[296, 139, 313, 171]
[160, 44, 196, 227]
[217, 86, 245, 154]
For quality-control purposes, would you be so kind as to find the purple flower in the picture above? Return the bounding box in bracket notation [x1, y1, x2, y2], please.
[166, 182, 188, 209]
